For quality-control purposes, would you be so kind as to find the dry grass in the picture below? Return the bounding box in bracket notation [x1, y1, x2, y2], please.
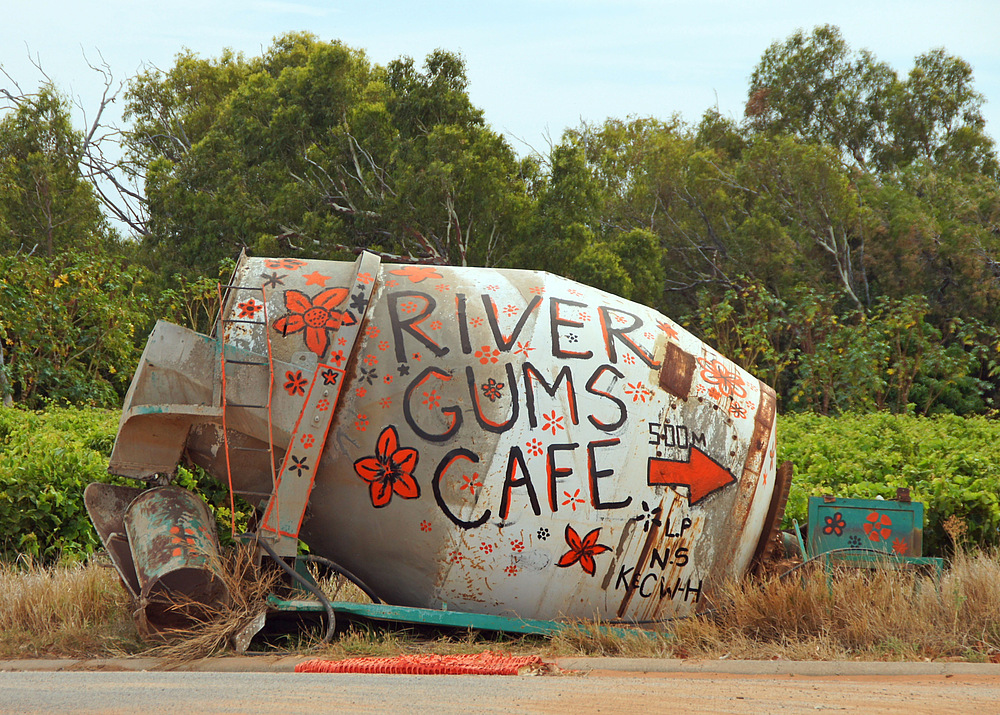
[0, 557, 141, 658]
[661, 549, 1000, 662]
[5, 547, 1000, 662]
[140, 542, 281, 661]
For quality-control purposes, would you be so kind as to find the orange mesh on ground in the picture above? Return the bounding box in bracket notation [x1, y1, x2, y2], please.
[295, 650, 544, 675]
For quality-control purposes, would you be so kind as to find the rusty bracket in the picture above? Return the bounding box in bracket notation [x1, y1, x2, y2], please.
[258, 251, 382, 556]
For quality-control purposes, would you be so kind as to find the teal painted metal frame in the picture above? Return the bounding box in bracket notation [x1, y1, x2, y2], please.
[805, 496, 943, 580]
[265, 595, 648, 639]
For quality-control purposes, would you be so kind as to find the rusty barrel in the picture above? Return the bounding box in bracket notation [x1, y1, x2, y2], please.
[123, 486, 230, 631]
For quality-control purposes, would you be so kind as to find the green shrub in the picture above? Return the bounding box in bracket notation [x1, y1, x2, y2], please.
[0, 406, 252, 563]
[779, 412, 1000, 554]
[0, 406, 124, 562]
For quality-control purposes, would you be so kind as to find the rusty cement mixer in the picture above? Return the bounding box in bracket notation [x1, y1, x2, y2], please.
[88, 252, 789, 628]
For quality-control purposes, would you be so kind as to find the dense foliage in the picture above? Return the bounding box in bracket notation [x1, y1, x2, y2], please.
[2, 25, 1000, 562]
[0, 407, 121, 561]
[779, 412, 1000, 554]
[0, 406, 249, 563]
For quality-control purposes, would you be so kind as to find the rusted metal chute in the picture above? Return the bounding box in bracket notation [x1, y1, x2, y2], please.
[89, 252, 788, 628]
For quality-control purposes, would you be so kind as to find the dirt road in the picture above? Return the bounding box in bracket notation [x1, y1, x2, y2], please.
[1, 670, 999, 714]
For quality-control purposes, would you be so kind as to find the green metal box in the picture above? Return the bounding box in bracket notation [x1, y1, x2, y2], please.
[807, 496, 924, 561]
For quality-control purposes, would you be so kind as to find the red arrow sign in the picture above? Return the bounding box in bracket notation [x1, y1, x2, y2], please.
[647, 448, 736, 506]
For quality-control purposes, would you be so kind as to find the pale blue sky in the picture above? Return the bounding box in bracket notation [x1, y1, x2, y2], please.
[4, 1, 999, 154]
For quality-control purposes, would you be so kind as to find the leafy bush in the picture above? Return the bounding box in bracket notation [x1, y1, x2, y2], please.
[0, 406, 251, 563]
[0, 406, 124, 561]
[779, 412, 1000, 554]
[689, 283, 998, 417]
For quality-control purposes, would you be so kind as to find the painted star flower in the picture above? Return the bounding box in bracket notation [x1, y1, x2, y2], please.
[353, 426, 420, 508]
[272, 288, 355, 357]
[264, 258, 307, 270]
[822, 512, 846, 536]
[863, 511, 893, 542]
[556, 525, 611, 576]
[388, 265, 443, 283]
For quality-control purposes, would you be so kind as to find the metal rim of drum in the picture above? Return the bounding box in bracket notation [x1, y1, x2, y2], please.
[748, 461, 793, 575]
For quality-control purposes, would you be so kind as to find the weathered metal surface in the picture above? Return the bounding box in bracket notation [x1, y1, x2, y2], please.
[83, 482, 146, 598]
[123, 486, 230, 631]
[749, 460, 794, 574]
[109, 255, 783, 623]
[258, 252, 382, 555]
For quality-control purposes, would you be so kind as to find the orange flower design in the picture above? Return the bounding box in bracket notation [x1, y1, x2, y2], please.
[273, 288, 356, 357]
[556, 525, 611, 576]
[388, 265, 443, 283]
[353, 426, 420, 508]
[697, 356, 748, 399]
[863, 511, 893, 542]
[657, 320, 678, 340]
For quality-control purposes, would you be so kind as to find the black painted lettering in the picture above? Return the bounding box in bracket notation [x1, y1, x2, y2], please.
[587, 438, 632, 510]
[674, 546, 689, 567]
[549, 297, 593, 359]
[498, 446, 541, 519]
[650, 547, 668, 571]
[597, 306, 661, 368]
[546, 442, 578, 512]
[691, 431, 707, 450]
[523, 362, 580, 428]
[616, 565, 634, 591]
[482, 294, 542, 351]
[586, 365, 627, 432]
[389, 292, 449, 362]
[639, 572, 658, 598]
[455, 294, 472, 355]
[684, 578, 703, 603]
[465, 364, 519, 434]
[659, 577, 682, 600]
[679, 517, 692, 539]
[403, 366, 462, 442]
[649, 546, 670, 570]
[432, 448, 491, 529]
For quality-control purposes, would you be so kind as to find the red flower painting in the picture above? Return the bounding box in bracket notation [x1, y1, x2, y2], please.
[388, 265, 443, 283]
[863, 511, 893, 542]
[697, 356, 748, 399]
[353, 426, 420, 508]
[556, 525, 611, 576]
[272, 288, 356, 357]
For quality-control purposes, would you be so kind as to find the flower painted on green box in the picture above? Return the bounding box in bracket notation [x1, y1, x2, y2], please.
[863, 511, 893, 542]
[822, 512, 846, 537]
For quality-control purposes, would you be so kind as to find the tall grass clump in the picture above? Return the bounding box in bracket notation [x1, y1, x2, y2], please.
[0, 559, 140, 657]
[667, 548, 1000, 661]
